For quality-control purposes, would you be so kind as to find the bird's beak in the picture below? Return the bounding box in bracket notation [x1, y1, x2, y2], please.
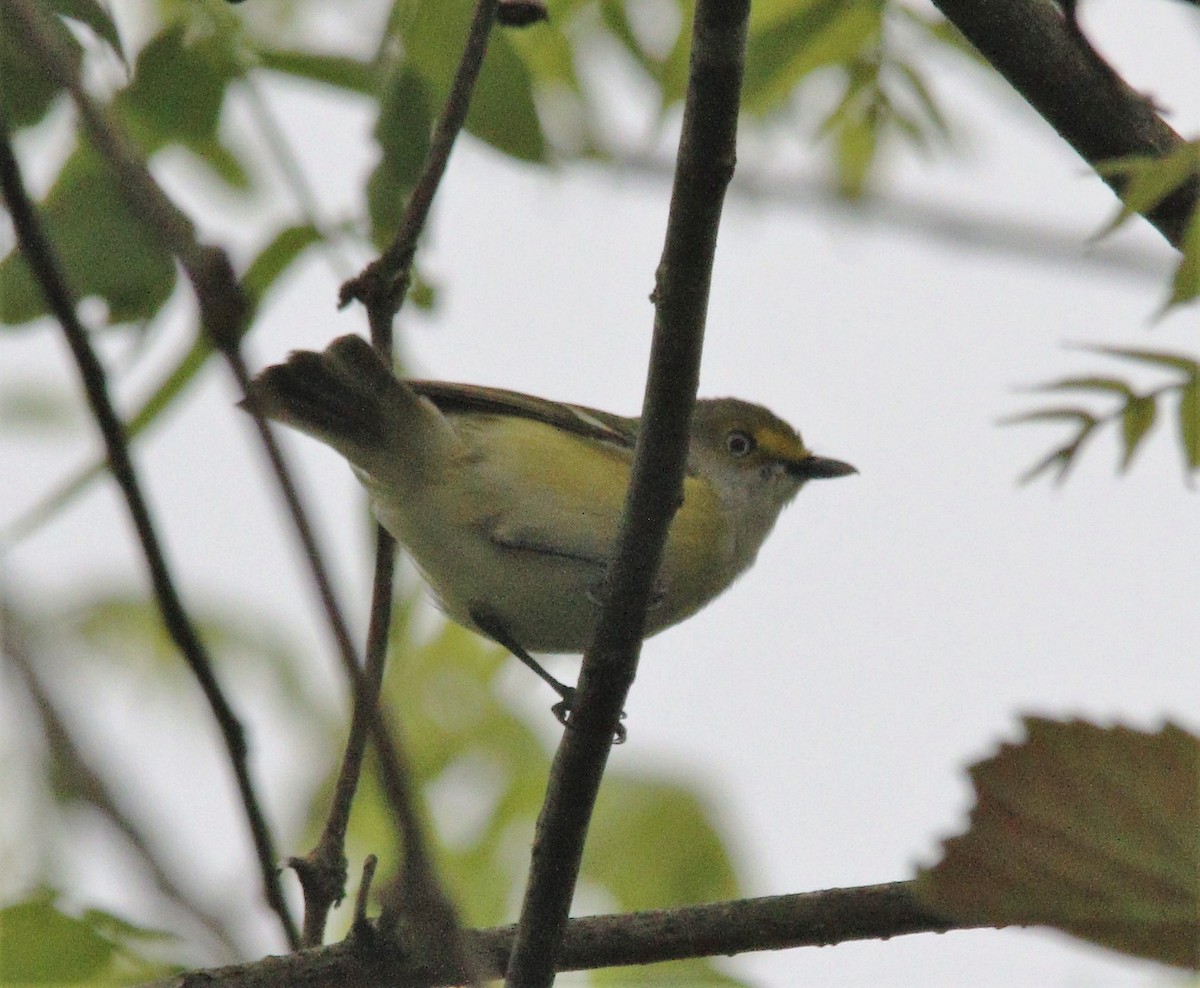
[788, 455, 858, 480]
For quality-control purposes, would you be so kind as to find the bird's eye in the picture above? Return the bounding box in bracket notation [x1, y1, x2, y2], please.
[726, 430, 755, 457]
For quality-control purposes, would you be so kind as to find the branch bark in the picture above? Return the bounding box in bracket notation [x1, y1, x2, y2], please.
[932, 0, 1198, 249]
[139, 881, 974, 987]
[0, 106, 298, 949]
[502, 0, 751, 984]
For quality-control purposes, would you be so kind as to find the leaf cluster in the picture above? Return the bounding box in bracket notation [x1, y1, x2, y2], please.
[1009, 347, 1199, 484]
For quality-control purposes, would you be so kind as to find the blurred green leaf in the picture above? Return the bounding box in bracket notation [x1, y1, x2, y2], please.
[401, 0, 546, 162]
[1167, 205, 1200, 308]
[56, 592, 326, 722]
[0, 382, 78, 431]
[367, 67, 434, 247]
[1082, 346, 1198, 375]
[114, 24, 248, 188]
[1012, 348, 1199, 483]
[595, 957, 748, 986]
[1032, 376, 1134, 398]
[466, 31, 546, 162]
[257, 49, 376, 94]
[57, 0, 127, 64]
[832, 81, 880, 198]
[1096, 140, 1200, 236]
[744, 0, 881, 115]
[599, 0, 664, 84]
[0, 3, 82, 128]
[320, 604, 744, 939]
[1180, 378, 1200, 470]
[0, 894, 116, 983]
[0, 145, 176, 325]
[586, 776, 738, 909]
[242, 223, 322, 306]
[1119, 395, 1157, 470]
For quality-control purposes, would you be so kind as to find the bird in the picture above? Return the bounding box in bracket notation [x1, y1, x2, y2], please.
[242, 334, 856, 728]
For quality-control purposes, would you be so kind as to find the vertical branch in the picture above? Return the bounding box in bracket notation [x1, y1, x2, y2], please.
[503, 0, 751, 984]
[301, 0, 499, 969]
[0, 110, 300, 950]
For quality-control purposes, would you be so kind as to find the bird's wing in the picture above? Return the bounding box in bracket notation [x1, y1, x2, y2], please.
[438, 409, 634, 566]
[409, 380, 637, 449]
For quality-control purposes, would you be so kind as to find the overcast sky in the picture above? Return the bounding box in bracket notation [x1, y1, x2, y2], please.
[2, 1, 1198, 984]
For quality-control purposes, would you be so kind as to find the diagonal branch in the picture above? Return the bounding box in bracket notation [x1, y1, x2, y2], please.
[0, 106, 299, 950]
[503, 0, 751, 984]
[931, 0, 1198, 249]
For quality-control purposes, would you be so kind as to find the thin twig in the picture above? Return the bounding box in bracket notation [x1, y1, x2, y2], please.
[931, 0, 1197, 250]
[0, 109, 299, 950]
[299, 0, 500, 968]
[338, 0, 501, 341]
[137, 882, 978, 987]
[503, 0, 751, 984]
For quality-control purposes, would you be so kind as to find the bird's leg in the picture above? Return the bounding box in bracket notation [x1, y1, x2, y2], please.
[470, 608, 626, 743]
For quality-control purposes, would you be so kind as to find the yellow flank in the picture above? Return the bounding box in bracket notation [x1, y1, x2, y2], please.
[447, 413, 733, 642]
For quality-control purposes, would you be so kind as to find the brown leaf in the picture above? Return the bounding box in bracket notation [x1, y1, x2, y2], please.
[915, 718, 1200, 970]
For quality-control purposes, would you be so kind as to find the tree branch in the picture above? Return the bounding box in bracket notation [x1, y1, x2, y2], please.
[338, 0, 500, 342]
[139, 882, 975, 987]
[289, 0, 500, 972]
[0, 107, 299, 950]
[502, 0, 750, 984]
[931, 0, 1198, 248]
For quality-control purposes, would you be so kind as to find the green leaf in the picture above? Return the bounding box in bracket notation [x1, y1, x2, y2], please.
[1166, 203, 1200, 308]
[0, 382, 79, 431]
[1002, 408, 1099, 428]
[585, 776, 739, 910]
[1082, 346, 1199, 376]
[0, 145, 176, 325]
[1120, 395, 1157, 470]
[0, 895, 116, 983]
[834, 91, 879, 198]
[594, 958, 749, 986]
[114, 24, 247, 186]
[743, 0, 882, 115]
[0, 3, 82, 128]
[56, 0, 127, 64]
[1096, 141, 1200, 236]
[1179, 379, 1200, 470]
[915, 719, 1200, 970]
[893, 61, 950, 140]
[242, 223, 321, 306]
[367, 66, 434, 247]
[599, 0, 664, 84]
[465, 31, 546, 162]
[257, 49, 376, 94]
[1032, 376, 1134, 398]
[1019, 445, 1077, 485]
[401, 0, 546, 162]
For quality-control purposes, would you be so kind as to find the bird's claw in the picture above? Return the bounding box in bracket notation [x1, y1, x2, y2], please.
[552, 691, 628, 744]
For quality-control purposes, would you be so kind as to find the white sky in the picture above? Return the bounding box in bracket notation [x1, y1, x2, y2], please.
[2, 0, 1198, 984]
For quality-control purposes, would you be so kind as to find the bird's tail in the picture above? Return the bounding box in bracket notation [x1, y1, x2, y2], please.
[241, 335, 450, 480]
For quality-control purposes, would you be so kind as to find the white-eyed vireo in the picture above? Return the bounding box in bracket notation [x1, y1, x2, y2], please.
[244, 334, 855, 722]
